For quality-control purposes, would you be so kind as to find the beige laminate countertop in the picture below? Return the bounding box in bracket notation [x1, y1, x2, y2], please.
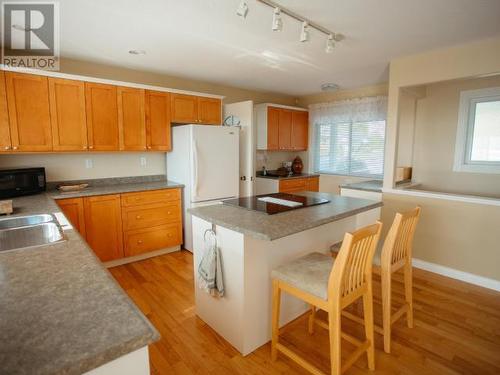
[0, 177, 183, 375]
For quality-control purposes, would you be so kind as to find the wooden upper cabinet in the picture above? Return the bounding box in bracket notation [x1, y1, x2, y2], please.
[57, 197, 86, 237]
[171, 93, 198, 124]
[198, 97, 221, 125]
[84, 194, 124, 262]
[5, 72, 52, 151]
[48, 78, 88, 151]
[291, 110, 308, 151]
[0, 71, 11, 151]
[85, 83, 119, 151]
[145, 91, 171, 151]
[117, 87, 146, 151]
[278, 109, 292, 150]
[267, 107, 279, 150]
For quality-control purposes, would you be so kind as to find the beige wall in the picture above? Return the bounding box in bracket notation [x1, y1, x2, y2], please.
[0, 58, 297, 181]
[382, 193, 500, 280]
[59, 58, 296, 105]
[255, 150, 308, 172]
[0, 152, 165, 182]
[296, 83, 388, 107]
[411, 75, 500, 198]
[383, 36, 500, 282]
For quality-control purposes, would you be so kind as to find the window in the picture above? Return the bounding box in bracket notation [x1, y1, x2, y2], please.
[454, 87, 500, 174]
[311, 96, 387, 178]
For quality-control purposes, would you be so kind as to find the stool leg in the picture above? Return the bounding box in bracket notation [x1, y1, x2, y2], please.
[271, 279, 281, 361]
[308, 305, 316, 334]
[404, 261, 414, 328]
[363, 289, 375, 371]
[381, 268, 392, 354]
[328, 308, 341, 375]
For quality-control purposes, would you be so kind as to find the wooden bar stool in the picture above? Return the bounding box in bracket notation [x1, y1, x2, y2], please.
[340, 207, 421, 354]
[271, 222, 382, 375]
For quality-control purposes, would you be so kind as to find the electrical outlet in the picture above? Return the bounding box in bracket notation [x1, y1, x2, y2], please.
[140, 156, 147, 167]
[85, 159, 93, 169]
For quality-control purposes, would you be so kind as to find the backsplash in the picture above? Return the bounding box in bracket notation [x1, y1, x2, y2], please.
[256, 150, 308, 172]
[0, 153, 166, 182]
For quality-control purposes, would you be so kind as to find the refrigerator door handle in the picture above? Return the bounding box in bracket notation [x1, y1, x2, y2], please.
[193, 140, 199, 198]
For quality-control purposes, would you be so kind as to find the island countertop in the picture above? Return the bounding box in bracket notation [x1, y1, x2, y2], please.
[0, 177, 181, 374]
[189, 192, 382, 241]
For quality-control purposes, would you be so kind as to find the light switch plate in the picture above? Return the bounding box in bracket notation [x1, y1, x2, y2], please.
[140, 157, 147, 167]
[85, 159, 93, 169]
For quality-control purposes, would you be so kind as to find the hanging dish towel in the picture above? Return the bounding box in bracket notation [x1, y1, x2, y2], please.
[198, 230, 224, 297]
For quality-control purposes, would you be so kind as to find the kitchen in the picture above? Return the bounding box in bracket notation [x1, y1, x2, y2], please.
[1, 1, 500, 375]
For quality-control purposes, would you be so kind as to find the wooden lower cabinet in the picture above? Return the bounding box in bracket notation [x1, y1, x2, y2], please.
[56, 197, 86, 237]
[58, 188, 183, 264]
[124, 223, 182, 257]
[279, 176, 320, 193]
[83, 194, 124, 262]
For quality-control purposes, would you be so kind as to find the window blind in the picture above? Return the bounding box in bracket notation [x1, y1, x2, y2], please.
[311, 96, 387, 178]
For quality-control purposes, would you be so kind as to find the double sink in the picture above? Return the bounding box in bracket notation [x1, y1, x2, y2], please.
[0, 214, 66, 253]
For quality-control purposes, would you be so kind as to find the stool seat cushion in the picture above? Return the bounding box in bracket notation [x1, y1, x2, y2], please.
[271, 252, 334, 300]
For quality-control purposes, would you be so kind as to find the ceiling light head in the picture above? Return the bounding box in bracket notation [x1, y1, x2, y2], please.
[321, 83, 340, 92]
[272, 7, 283, 32]
[300, 21, 309, 42]
[325, 34, 335, 53]
[236, 0, 249, 18]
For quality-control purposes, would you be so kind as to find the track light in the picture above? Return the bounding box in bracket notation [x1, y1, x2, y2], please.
[272, 7, 283, 32]
[325, 34, 335, 53]
[236, 0, 249, 18]
[300, 21, 309, 42]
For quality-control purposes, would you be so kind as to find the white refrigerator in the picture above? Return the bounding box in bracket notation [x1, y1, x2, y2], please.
[167, 125, 239, 252]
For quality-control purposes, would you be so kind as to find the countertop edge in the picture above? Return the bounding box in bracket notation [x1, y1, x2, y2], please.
[190, 200, 383, 241]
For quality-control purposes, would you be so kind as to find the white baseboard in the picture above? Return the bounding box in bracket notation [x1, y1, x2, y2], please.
[412, 258, 500, 292]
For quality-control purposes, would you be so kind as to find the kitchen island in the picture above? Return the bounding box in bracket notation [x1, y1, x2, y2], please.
[189, 192, 382, 355]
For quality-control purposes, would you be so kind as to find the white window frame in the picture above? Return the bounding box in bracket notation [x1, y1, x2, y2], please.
[453, 86, 500, 174]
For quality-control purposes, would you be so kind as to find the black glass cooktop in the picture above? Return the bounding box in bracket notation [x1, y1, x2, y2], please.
[222, 193, 330, 215]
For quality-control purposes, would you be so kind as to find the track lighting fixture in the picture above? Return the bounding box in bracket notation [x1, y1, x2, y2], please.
[272, 7, 283, 31]
[325, 34, 335, 53]
[237, 0, 344, 52]
[236, 0, 249, 18]
[300, 21, 309, 42]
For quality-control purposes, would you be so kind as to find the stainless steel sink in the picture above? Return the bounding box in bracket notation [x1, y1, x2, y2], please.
[0, 216, 66, 253]
[0, 214, 54, 230]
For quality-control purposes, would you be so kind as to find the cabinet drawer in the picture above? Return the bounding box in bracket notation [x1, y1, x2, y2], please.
[305, 177, 319, 192]
[124, 223, 182, 257]
[279, 178, 307, 192]
[121, 188, 180, 207]
[122, 202, 181, 231]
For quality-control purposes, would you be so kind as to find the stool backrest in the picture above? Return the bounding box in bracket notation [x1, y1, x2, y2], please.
[381, 207, 421, 267]
[328, 222, 382, 303]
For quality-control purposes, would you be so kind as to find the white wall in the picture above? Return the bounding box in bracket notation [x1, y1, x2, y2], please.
[0, 152, 166, 181]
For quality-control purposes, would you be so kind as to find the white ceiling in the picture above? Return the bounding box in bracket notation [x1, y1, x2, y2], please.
[59, 0, 500, 96]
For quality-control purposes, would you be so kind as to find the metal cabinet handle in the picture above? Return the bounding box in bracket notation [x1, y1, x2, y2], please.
[12, 146, 18, 150]
[137, 240, 143, 244]
[136, 215, 142, 219]
[4, 146, 11, 150]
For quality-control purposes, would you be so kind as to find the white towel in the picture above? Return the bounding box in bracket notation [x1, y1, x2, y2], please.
[198, 231, 224, 297]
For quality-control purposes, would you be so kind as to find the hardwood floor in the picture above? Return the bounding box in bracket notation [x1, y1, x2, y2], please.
[109, 250, 500, 375]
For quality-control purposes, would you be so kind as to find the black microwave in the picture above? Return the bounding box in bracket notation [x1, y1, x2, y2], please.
[0, 168, 46, 198]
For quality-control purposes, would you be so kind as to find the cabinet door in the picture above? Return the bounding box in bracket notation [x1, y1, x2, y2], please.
[117, 87, 146, 151]
[198, 97, 221, 125]
[279, 178, 307, 193]
[85, 83, 119, 151]
[0, 71, 11, 151]
[57, 197, 86, 237]
[278, 109, 292, 150]
[5, 72, 52, 151]
[267, 107, 279, 150]
[84, 194, 124, 262]
[145, 91, 171, 151]
[171, 93, 198, 124]
[291, 110, 308, 151]
[124, 223, 182, 257]
[305, 177, 319, 192]
[48, 78, 88, 151]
